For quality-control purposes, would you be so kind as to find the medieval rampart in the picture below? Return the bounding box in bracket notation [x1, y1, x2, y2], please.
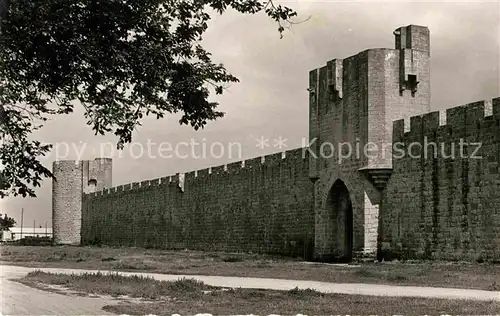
[53, 25, 500, 262]
[382, 98, 500, 261]
[81, 148, 315, 259]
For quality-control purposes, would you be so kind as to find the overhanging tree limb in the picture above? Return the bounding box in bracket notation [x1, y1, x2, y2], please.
[0, 0, 304, 198]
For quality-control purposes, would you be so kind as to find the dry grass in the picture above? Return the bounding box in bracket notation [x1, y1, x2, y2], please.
[20, 270, 211, 299]
[18, 271, 500, 315]
[2, 245, 500, 290]
[104, 292, 500, 316]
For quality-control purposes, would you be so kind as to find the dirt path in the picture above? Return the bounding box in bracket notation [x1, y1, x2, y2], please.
[3, 264, 499, 304]
[1, 266, 116, 315]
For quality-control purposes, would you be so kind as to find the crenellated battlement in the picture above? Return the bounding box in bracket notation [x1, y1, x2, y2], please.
[84, 148, 309, 199]
[81, 146, 314, 256]
[393, 98, 500, 140]
[85, 173, 183, 198]
[53, 160, 81, 166]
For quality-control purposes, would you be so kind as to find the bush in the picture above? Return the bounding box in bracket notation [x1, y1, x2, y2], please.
[18, 236, 52, 246]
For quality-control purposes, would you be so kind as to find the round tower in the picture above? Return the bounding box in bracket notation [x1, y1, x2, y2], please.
[52, 160, 84, 244]
[52, 158, 112, 244]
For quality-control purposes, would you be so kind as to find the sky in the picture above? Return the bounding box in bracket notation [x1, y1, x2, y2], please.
[1, 0, 499, 228]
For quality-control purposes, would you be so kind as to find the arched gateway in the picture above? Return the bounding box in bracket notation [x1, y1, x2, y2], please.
[326, 179, 353, 262]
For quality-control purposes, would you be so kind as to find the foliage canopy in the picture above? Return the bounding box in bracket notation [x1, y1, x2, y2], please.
[0, 0, 300, 198]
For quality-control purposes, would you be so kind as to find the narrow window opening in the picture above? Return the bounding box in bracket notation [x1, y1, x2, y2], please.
[407, 74, 419, 96]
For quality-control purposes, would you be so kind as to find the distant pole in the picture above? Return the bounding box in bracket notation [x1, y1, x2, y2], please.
[33, 219, 35, 235]
[20, 208, 23, 239]
[45, 222, 47, 237]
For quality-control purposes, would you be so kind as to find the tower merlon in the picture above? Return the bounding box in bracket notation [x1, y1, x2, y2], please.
[327, 59, 343, 99]
[493, 97, 500, 118]
[395, 25, 430, 95]
[394, 25, 430, 54]
[392, 98, 500, 137]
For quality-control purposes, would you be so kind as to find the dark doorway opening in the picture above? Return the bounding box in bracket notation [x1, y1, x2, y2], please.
[328, 179, 354, 262]
[344, 198, 353, 262]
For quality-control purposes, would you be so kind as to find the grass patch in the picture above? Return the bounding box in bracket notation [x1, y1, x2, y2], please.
[3, 245, 500, 291]
[222, 256, 244, 263]
[489, 281, 500, 291]
[111, 260, 154, 271]
[103, 294, 500, 315]
[101, 257, 116, 262]
[21, 270, 211, 299]
[354, 268, 378, 278]
[18, 270, 500, 315]
[354, 268, 407, 281]
[387, 274, 407, 281]
[288, 286, 324, 298]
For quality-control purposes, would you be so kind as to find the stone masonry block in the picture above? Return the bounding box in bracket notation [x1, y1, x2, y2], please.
[422, 111, 440, 131]
[493, 97, 500, 118]
[464, 101, 486, 127]
[197, 168, 210, 178]
[185, 171, 196, 182]
[393, 119, 405, 141]
[210, 166, 225, 175]
[410, 115, 423, 134]
[245, 157, 262, 170]
[227, 161, 242, 173]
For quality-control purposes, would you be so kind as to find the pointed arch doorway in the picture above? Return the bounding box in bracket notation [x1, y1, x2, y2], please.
[326, 179, 353, 262]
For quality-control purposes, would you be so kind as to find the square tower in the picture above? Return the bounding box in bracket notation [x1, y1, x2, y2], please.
[308, 25, 431, 260]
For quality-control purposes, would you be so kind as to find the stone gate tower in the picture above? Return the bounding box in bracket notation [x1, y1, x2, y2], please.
[52, 158, 112, 244]
[308, 25, 431, 261]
